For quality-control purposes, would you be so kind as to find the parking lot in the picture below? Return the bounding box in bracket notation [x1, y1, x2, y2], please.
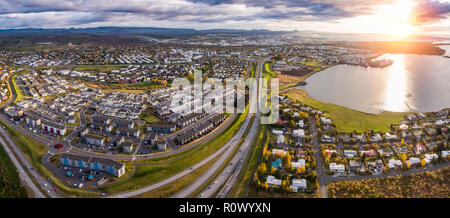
[56, 165, 110, 189]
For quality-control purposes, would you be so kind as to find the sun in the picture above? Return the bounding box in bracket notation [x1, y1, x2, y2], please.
[379, 0, 417, 38]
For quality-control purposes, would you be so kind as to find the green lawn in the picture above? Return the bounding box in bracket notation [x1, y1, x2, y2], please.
[0, 145, 28, 198]
[132, 156, 218, 198]
[283, 89, 408, 133]
[99, 106, 249, 194]
[141, 111, 163, 124]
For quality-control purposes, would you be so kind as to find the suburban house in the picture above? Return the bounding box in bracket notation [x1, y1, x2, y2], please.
[329, 162, 345, 174]
[266, 175, 282, 187]
[290, 179, 307, 192]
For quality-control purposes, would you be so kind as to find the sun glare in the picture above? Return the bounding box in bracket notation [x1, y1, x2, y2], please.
[378, 0, 417, 38]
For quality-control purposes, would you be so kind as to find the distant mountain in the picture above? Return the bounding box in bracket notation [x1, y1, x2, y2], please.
[0, 27, 289, 36]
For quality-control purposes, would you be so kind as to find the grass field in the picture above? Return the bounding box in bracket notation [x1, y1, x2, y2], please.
[99, 106, 249, 194]
[141, 111, 163, 124]
[132, 156, 218, 198]
[0, 121, 98, 197]
[328, 166, 450, 198]
[0, 145, 28, 198]
[283, 89, 407, 132]
[12, 73, 26, 104]
[263, 62, 276, 79]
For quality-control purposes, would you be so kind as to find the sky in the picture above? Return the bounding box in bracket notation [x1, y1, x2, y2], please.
[0, 0, 449, 37]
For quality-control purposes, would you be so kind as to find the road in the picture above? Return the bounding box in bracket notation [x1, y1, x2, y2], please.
[0, 133, 45, 198]
[0, 126, 59, 198]
[201, 59, 266, 198]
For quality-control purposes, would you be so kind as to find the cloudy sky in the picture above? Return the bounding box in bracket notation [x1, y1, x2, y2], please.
[0, 0, 449, 36]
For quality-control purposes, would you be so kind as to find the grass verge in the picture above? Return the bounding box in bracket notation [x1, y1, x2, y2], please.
[0, 144, 28, 198]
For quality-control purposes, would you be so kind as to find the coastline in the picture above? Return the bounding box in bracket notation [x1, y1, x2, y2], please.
[279, 64, 338, 91]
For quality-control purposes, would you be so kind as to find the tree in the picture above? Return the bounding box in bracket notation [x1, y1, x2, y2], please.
[420, 159, 426, 167]
[283, 154, 292, 169]
[270, 166, 276, 174]
[258, 163, 267, 175]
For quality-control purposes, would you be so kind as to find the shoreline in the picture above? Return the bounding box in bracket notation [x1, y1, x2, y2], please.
[279, 64, 338, 91]
[283, 86, 450, 117]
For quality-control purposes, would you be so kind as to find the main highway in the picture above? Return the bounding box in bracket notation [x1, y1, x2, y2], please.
[194, 59, 267, 198]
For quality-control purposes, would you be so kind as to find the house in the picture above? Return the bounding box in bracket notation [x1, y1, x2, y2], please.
[83, 134, 106, 146]
[320, 117, 332, 125]
[115, 135, 126, 147]
[329, 162, 345, 174]
[361, 149, 377, 157]
[67, 115, 76, 124]
[147, 123, 176, 134]
[338, 134, 350, 143]
[413, 143, 426, 155]
[116, 127, 141, 137]
[174, 130, 198, 145]
[291, 159, 306, 169]
[321, 135, 335, 143]
[90, 115, 112, 125]
[355, 134, 366, 143]
[388, 159, 402, 169]
[441, 150, 450, 158]
[290, 179, 307, 192]
[425, 153, 438, 163]
[298, 120, 304, 128]
[379, 148, 393, 157]
[277, 135, 285, 144]
[41, 122, 66, 136]
[25, 115, 41, 127]
[385, 133, 398, 141]
[59, 154, 125, 177]
[120, 142, 134, 153]
[272, 149, 287, 157]
[399, 124, 409, 130]
[407, 157, 420, 166]
[90, 123, 113, 132]
[344, 150, 358, 158]
[266, 175, 282, 187]
[349, 160, 362, 172]
[272, 129, 283, 135]
[371, 134, 382, 142]
[115, 119, 135, 129]
[4, 107, 24, 117]
[293, 129, 305, 137]
[151, 135, 167, 151]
